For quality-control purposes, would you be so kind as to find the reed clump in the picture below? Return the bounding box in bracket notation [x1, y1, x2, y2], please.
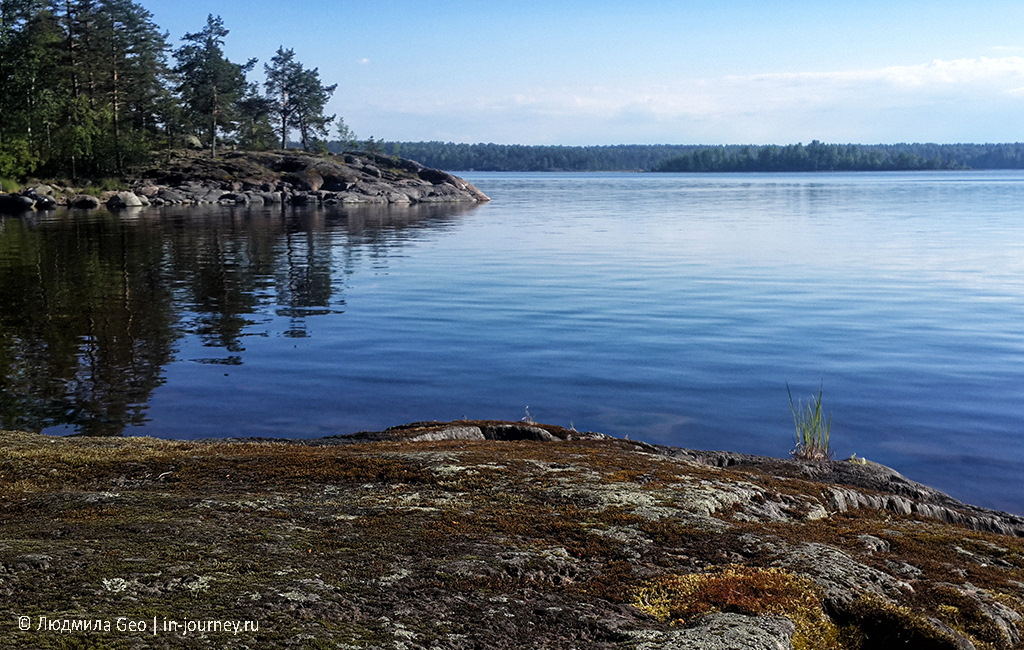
[788, 383, 832, 461]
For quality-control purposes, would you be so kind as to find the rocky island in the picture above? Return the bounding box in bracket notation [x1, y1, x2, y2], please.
[2, 420, 1023, 649]
[0, 149, 489, 213]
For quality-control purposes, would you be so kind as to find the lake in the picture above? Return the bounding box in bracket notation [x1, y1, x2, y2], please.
[1, 171, 1023, 514]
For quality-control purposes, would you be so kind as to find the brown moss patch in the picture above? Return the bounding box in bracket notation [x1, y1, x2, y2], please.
[836, 594, 963, 649]
[632, 565, 842, 649]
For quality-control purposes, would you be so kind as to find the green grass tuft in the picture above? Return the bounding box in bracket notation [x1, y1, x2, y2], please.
[788, 382, 832, 461]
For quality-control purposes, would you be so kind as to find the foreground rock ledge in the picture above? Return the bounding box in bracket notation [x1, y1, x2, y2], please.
[2, 421, 1023, 649]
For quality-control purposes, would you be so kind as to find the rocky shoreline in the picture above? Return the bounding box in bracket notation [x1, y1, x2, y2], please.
[0, 149, 489, 213]
[2, 420, 1023, 649]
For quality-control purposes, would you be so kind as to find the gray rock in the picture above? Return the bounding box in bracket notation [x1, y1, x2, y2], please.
[195, 186, 226, 203]
[628, 613, 795, 649]
[107, 191, 143, 209]
[409, 426, 485, 442]
[156, 188, 187, 204]
[946, 582, 1023, 645]
[774, 542, 910, 607]
[482, 424, 558, 442]
[68, 194, 101, 209]
[386, 191, 413, 203]
[282, 169, 324, 191]
[858, 534, 890, 553]
[672, 449, 1024, 536]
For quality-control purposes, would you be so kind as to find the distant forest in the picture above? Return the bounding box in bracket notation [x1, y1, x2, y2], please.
[329, 140, 1024, 173]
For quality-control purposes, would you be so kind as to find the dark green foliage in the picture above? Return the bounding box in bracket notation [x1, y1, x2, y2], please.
[173, 14, 255, 158]
[340, 141, 694, 171]
[347, 140, 1024, 173]
[655, 141, 963, 172]
[264, 46, 336, 151]
[0, 5, 343, 181]
[0, 0, 172, 177]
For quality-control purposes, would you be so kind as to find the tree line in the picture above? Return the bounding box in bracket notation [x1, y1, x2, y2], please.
[333, 142, 696, 172]
[0, 1, 338, 179]
[652, 141, 963, 172]
[331, 140, 1024, 173]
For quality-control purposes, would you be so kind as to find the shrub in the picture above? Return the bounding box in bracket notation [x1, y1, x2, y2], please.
[0, 139, 38, 179]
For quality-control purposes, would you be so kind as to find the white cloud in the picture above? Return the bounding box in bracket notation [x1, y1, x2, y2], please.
[342, 57, 1024, 144]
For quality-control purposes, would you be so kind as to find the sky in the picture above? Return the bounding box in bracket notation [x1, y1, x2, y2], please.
[141, 0, 1024, 146]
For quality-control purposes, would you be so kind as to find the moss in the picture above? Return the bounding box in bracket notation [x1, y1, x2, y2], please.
[632, 565, 842, 650]
[836, 594, 962, 650]
[580, 559, 635, 602]
[917, 584, 1016, 648]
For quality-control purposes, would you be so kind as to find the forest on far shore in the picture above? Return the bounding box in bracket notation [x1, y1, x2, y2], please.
[344, 140, 1024, 173]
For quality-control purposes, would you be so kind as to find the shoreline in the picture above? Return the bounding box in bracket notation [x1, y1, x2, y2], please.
[196, 418, 1024, 534]
[0, 150, 489, 214]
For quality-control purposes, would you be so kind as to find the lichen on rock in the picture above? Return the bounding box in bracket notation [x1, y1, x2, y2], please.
[1, 420, 1023, 648]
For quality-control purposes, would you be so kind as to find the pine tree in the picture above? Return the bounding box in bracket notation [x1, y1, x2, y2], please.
[290, 67, 336, 151]
[174, 14, 254, 158]
[264, 46, 336, 151]
[264, 46, 301, 150]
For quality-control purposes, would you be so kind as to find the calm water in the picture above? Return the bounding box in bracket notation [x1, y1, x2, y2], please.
[2, 171, 1023, 514]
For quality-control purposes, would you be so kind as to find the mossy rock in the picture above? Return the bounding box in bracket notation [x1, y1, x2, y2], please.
[1, 421, 1021, 648]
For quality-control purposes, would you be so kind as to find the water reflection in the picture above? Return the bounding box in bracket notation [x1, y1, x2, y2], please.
[0, 202, 478, 435]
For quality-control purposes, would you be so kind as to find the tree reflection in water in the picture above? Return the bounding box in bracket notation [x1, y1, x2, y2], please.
[0, 203, 475, 435]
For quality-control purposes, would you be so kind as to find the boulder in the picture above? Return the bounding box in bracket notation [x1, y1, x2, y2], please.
[312, 160, 361, 191]
[282, 168, 324, 192]
[135, 185, 161, 198]
[0, 193, 35, 213]
[67, 194, 102, 209]
[32, 194, 57, 210]
[106, 191, 143, 209]
[156, 188, 187, 204]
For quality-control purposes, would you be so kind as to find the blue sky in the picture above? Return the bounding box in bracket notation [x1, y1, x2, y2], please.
[143, 1, 1024, 145]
